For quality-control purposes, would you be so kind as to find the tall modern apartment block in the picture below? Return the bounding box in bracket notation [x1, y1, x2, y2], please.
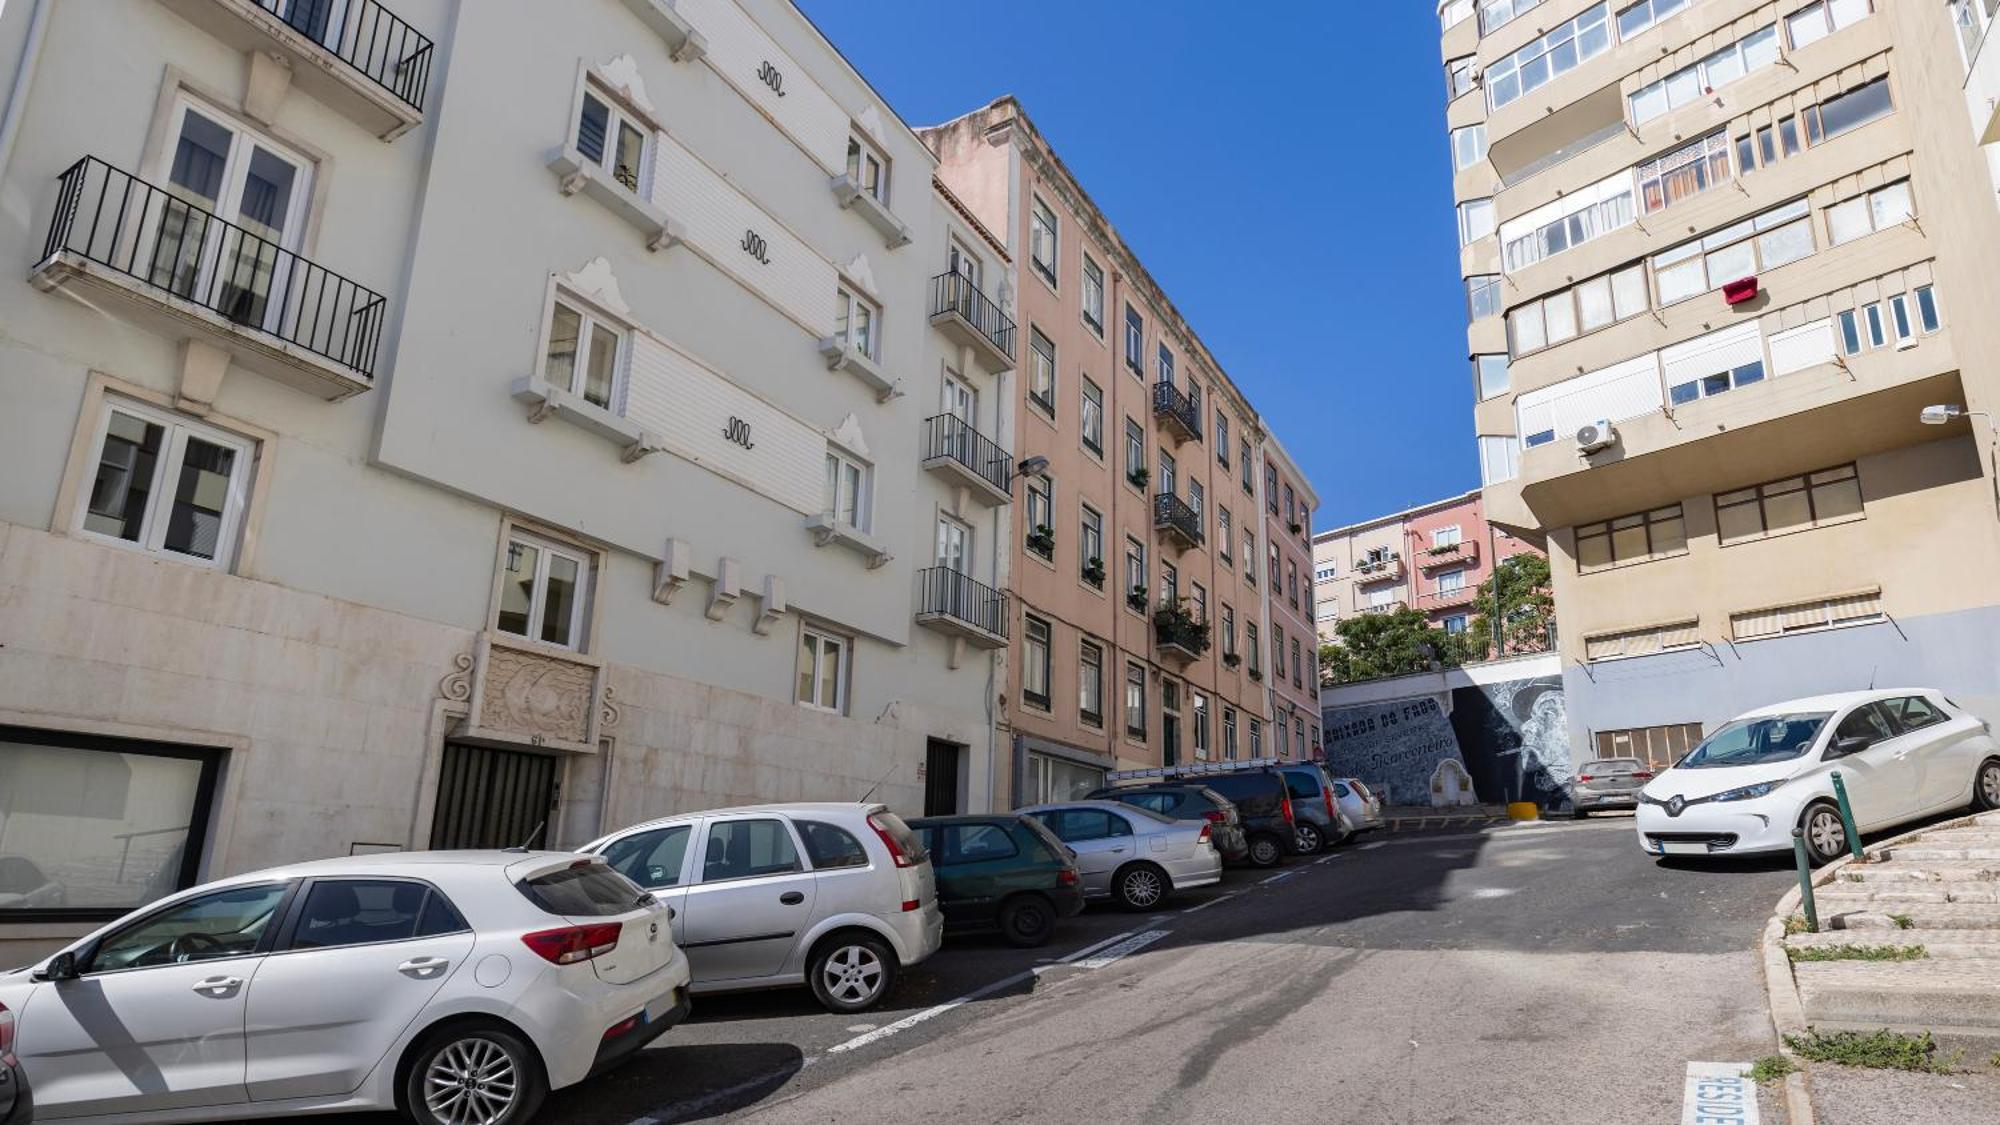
[1442, 0, 2000, 761]
[1311, 489, 1543, 645]
[0, 0, 1015, 963]
[925, 98, 1321, 802]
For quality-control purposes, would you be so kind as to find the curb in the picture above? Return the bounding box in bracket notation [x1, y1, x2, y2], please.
[1757, 807, 2000, 1125]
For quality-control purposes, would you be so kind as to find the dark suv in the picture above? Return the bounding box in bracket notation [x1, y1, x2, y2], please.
[1084, 784, 1250, 864]
[1132, 768, 1298, 867]
[1277, 762, 1352, 855]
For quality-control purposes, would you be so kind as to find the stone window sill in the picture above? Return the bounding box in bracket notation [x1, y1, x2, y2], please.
[511, 376, 659, 462]
[547, 146, 685, 251]
[817, 338, 901, 401]
[805, 513, 892, 569]
[830, 175, 912, 248]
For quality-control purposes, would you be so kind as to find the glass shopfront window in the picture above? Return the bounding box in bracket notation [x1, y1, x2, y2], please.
[0, 727, 221, 919]
[1026, 752, 1106, 805]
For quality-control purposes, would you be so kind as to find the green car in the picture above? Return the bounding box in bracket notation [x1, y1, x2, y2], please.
[909, 814, 1086, 947]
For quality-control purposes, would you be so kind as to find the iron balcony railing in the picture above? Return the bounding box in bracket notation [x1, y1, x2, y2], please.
[1153, 493, 1203, 546]
[921, 414, 1013, 495]
[930, 271, 1016, 360]
[42, 157, 388, 381]
[1152, 381, 1202, 441]
[917, 567, 1009, 639]
[251, 0, 433, 111]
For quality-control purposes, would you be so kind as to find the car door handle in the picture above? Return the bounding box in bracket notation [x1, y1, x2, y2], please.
[1109, 847, 1127, 854]
[398, 957, 451, 979]
[779, 891, 806, 906]
[191, 975, 243, 997]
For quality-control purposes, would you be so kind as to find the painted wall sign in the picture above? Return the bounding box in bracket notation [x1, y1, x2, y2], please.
[1321, 674, 1574, 809]
[756, 60, 786, 96]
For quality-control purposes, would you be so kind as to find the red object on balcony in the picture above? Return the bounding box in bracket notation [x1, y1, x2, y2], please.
[1723, 276, 1759, 305]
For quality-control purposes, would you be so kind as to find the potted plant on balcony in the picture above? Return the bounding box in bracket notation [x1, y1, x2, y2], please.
[1127, 466, 1150, 489]
[1222, 652, 1242, 669]
[1152, 599, 1212, 656]
[1427, 542, 1462, 557]
[1082, 556, 1106, 587]
[1127, 586, 1149, 613]
[1248, 666, 1264, 682]
[1026, 525, 1055, 558]
[1288, 519, 1303, 536]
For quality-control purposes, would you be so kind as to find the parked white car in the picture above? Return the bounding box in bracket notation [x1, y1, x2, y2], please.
[1635, 690, 2000, 865]
[0, 850, 687, 1125]
[1018, 800, 1224, 909]
[1331, 778, 1385, 833]
[582, 802, 942, 1014]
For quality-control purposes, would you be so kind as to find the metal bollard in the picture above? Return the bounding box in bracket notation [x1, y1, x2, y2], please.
[1792, 827, 1819, 933]
[1830, 770, 1865, 862]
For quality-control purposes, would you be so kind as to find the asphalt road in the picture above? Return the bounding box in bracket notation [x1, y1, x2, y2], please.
[423, 815, 1802, 1125]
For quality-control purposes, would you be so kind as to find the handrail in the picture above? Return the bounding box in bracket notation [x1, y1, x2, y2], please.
[249, 0, 433, 111]
[921, 414, 1012, 496]
[930, 271, 1015, 359]
[917, 567, 1009, 639]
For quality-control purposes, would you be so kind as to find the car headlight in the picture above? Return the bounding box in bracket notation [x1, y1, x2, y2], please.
[1712, 781, 1781, 802]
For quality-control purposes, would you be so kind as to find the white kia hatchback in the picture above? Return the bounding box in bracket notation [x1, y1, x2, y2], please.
[0, 851, 688, 1125]
[1635, 690, 2000, 865]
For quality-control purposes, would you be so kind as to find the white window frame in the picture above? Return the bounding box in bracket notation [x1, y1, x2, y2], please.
[1081, 253, 1105, 334]
[825, 447, 872, 532]
[75, 396, 255, 571]
[496, 529, 593, 651]
[1030, 196, 1059, 289]
[543, 290, 629, 412]
[845, 131, 889, 204]
[1451, 124, 1487, 172]
[797, 624, 851, 713]
[1458, 198, 1496, 247]
[834, 285, 881, 360]
[1433, 525, 1463, 548]
[1080, 376, 1104, 456]
[576, 81, 653, 197]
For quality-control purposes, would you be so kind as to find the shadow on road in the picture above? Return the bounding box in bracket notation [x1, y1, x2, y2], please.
[553, 1042, 806, 1125]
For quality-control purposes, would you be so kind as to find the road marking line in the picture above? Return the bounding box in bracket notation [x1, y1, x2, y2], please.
[1359, 841, 1386, 851]
[1261, 869, 1299, 884]
[1071, 929, 1170, 969]
[1682, 1062, 1758, 1125]
[1180, 891, 1242, 914]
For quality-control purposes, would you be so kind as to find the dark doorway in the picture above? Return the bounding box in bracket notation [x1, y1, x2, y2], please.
[431, 742, 561, 850]
[924, 739, 962, 816]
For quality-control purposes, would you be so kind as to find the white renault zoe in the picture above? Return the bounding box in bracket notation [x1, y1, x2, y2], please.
[0, 851, 688, 1125]
[1635, 690, 2000, 865]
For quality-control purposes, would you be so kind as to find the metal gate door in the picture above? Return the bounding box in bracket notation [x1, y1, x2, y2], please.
[430, 742, 560, 850]
[924, 739, 961, 817]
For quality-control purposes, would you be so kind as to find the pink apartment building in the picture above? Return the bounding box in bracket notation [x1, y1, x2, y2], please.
[1310, 489, 1542, 646]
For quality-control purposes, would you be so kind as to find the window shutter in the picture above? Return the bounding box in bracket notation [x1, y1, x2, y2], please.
[1730, 607, 1784, 640]
[1661, 323, 1763, 386]
[1768, 319, 1836, 376]
[1827, 590, 1883, 625]
[1658, 620, 1700, 649]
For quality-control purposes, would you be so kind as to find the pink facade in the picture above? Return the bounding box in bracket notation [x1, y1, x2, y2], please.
[1313, 490, 1543, 644]
[1261, 444, 1321, 762]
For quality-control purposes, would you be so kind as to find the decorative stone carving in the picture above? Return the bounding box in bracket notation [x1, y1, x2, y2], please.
[828, 412, 871, 460]
[478, 645, 595, 746]
[556, 257, 632, 317]
[595, 54, 656, 115]
[439, 651, 474, 702]
[600, 685, 622, 731]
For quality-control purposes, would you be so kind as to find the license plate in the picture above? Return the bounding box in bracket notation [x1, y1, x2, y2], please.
[644, 989, 679, 1023]
[1657, 841, 1707, 856]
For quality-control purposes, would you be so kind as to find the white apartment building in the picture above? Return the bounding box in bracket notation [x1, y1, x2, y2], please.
[0, 0, 1009, 963]
[1442, 0, 2000, 764]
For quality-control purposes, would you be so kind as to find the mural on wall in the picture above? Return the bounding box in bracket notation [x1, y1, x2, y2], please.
[1321, 674, 1574, 808]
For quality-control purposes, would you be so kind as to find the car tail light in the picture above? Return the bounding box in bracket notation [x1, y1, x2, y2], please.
[522, 922, 623, 965]
[1202, 810, 1227, 824]
[1325, 789, 1338, 819]
[868, 813, 915, 868]
[1578, 775, 1595, 783]
[900, 899, 921, 913]
[1633, 771, 1655, 780]
[1280, 797, 1295, 824]
[1197, 822, 1213, 844]
[1056, 867, 1079, 887]
[0, 999, 14, 1060]
[602, 1014, 641, 1041]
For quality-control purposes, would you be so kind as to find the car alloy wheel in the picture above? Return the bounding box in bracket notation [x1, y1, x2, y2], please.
[422, 1036, 520, 1125]
[1294, 823, 1323, 855]
[1117, 865, 1166, 910]
[819, 942, 886, 1008]
[1978, 761, 2000, 811]
[1804, 804, 1846, 865]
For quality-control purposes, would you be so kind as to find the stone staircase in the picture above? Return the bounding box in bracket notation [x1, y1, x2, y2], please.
[1781, 816, 2000, 1050]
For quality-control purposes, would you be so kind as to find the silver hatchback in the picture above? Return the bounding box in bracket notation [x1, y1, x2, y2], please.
[1018, 800, 1223, 910]
[583, 802, 942, 1013]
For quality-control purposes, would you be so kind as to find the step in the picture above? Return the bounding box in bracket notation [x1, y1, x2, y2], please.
[1794, 958, 2000, 1028]
[1784, 930, 2000, 960]
[1815, 887, 1972, 907]
[1883, 845, 2000, 862]
[1797, 1019, 2000, 1062]
[1824, 903, 2000, 931]
[1843, 861, 2000, 883]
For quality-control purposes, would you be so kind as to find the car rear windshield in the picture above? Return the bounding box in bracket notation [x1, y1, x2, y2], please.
[1584, 759, 1643, 771]
[1016, 816, 1070, 861]
[871, 810, 930, 863]
[1203, 774, 1275, 801]
[516, 863, 644, 917]
[1678, 714, 1831, 769]
[1282, 770, 1322, 799]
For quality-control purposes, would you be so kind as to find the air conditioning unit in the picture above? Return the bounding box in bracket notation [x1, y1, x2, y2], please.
[1575, 420, 1617, 454]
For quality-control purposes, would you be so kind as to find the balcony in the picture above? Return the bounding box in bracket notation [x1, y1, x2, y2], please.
[921, 415, 1013, 506]
[1151, 381, 1201, 445]
[1418, 541, 1479, 571]
[929, 271, 1015, 374]
[160, 0, 433, 139]
[1153, 604, 1211, 666]
[1353, 553, 1404, 583]
[1153, 493, 1203, 552]
[915, 567, 1009, 650]
[32, 156, 387, 401]
[1416, 586, 1479, 611]
[1360, 601, 1408, 616]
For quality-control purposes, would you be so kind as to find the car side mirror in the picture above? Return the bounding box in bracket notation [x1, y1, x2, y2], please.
[36, 950, 78, 982]
[1830, 735, 1870, 759]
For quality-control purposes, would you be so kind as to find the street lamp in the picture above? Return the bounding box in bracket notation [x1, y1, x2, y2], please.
[1920, 404, 1995, 431]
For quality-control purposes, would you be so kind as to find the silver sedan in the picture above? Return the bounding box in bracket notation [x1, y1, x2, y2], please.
[1018, 800, 1223, 910]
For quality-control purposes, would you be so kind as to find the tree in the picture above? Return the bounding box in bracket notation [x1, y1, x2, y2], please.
[1318, 608, 1471, 686]
[1466, 553, 1555, 661]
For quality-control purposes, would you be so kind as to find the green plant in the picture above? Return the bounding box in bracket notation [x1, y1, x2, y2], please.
[1465, 553, 1556, 661]
[1318, 609, 1473, 685]
[1223, 652, 1242, 669]
[1152, 600, 1212, 655]
[1783, 914, 1811, 936]
[1785, 944, 1927, 963]
[1784, 1028, 1952, 1073]
[1127, 466, 1150, 489]
[1890, 913, 1916, 930]
[1748, 1056, 1798, 1084]
[1026, 525, 1055, 557]
[1082, 557, 1106, 587]
[1988, 1051, 2000, 1070]
[1127, 587, 1149, 613]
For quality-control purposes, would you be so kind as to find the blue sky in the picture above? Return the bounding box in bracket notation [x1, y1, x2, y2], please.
[798, 1, 1471, 529]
